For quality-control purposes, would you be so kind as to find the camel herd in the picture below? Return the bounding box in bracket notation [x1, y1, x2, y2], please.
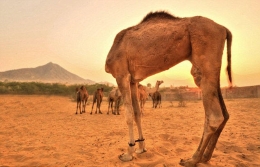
[75, 80, 163, 115]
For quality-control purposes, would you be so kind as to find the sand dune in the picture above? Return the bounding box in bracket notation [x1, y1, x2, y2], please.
[0, 95, 259, 167]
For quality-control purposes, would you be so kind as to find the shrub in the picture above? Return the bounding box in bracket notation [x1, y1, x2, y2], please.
[0, 82, 114, 97]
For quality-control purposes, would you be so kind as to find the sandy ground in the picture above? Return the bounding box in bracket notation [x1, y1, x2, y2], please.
[0, 95, 259, 167]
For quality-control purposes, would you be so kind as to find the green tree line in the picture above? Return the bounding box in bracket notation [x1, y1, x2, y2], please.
[0, 82, 114, 97]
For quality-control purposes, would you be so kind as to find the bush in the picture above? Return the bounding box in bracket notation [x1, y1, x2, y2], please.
[0, 82, 114, 97]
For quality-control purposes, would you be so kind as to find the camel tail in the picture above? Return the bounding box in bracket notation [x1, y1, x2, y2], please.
[226, 28, 232, 87]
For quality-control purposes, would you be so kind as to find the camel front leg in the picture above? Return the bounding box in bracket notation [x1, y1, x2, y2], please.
[75, 101, 80, 114]
[98, 100, 102, 114]
[130, 83, 146, 154]
[90, 102, 94, 115]
[116, 75, 135, 162]
[82, 101, 86, 113]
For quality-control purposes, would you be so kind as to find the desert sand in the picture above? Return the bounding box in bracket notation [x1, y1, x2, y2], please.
[0, 95, 259, 167]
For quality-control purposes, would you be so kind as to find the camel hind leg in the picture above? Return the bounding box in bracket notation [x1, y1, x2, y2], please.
[114, 100, 119, 115]
[180, 64, 228, 166]
[201, 86, 229, 162]
[158, 95, 162, 108]
[76, 101, 80, 114]
[111, 101, 115, 115]
[107, 100, 112, 114]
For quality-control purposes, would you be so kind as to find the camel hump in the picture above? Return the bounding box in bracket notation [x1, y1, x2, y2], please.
[141, 11, 179, 23]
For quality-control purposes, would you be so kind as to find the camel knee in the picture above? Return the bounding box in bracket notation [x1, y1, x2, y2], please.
[123, 103, 134, 122]
[125, 116, 134, 125]
[207, 115, 225, 133]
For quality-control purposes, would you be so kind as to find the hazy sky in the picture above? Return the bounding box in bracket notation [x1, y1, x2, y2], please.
[1, 0, 260, 87]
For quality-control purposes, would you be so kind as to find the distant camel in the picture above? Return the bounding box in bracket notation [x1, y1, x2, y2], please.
[138, 84, 148, 114]
[147, 80, 163, 108]
[107, 87, 122, 115]
[105, 11, 232, 166]
[150, 91, 161, 108]
[177, 92, 186, 107]
[90, 88, 103, 114]
[75, 86, 89, 114]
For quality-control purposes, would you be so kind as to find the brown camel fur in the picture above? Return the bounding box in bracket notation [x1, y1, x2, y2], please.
[75, 86, 89, 114]
[90, 88, 103, 114]
[105, 11, 232, 167]
[107, 87, 122, 115]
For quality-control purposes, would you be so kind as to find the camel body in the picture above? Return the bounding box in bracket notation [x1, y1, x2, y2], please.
[150, 91, 161, 108]
[147, 80, 163, 108]
[105, 11, 232, 167]
[75, 86, 89, 114]
[107, 87, 122, 115]
[90, 88, 103, 114]
[138, 80, 163, 112]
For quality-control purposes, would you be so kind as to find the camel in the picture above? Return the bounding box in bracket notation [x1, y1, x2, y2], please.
[137, 84, 148, 114]
[107, 87, 122, 115]
[177, 91, 186, 107]
[90, 88, 103, 114]
[75, 86, 89, 114]
[147, 80, 163, 108]
[150, 91, 161, 108]
[105, 11, 232, 167]
[138, 80, 163, 112]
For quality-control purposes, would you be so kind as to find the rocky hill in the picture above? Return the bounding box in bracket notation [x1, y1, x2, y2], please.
[0, 62, 95, 84]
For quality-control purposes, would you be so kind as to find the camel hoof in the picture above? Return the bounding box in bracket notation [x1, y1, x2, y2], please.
[90, 112, 92, 115]
[135, 148, 147, 154]
[179, 158, 196, 167]
[118, 153, 133, 162]
[107, 112, 109, 115]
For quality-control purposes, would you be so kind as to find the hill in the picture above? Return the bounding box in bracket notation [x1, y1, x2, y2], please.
[0, 62, 95, 84]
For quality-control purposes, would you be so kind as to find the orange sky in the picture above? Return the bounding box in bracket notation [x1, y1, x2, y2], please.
[1, 0, 260, 87]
